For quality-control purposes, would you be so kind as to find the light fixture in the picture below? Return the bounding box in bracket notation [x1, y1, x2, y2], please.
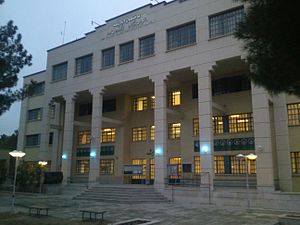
[38, 161, 48, 166]
[9, 150, 26, 158]
[62, 154, 67, 160]
[90, 150, 97, 158]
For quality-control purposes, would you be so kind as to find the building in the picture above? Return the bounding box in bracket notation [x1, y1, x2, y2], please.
[17, 0, 300, 197]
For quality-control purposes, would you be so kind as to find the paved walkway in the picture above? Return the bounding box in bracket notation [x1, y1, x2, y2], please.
[0, 190, 279, 225]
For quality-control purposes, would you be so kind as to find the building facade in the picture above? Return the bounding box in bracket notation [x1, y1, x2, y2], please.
[17, 0, 300, 192]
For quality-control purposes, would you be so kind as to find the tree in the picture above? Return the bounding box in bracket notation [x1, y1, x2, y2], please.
[0, 0, 32, 116]
[0, 130, 18, 150]
[235, 0, 300, 97]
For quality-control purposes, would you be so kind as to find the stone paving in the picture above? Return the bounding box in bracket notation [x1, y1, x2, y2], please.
[0, 190, 279, 225]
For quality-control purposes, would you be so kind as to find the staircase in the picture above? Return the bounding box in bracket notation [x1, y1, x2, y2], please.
[74, 185, 169, 203]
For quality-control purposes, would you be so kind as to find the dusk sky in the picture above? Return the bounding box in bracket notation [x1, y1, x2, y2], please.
[0, 0, 171, 135]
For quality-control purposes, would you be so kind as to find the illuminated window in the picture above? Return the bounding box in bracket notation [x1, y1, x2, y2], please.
[193, 118, 199, 136]
[132, 159, 146, 180]
[214, 156, 225, 174]
[76, 160, 89, 174]
[169, 123, 181, 139]
[133, 96, 148, 111]
[101, 128, 116, 143]
[132, 127, 147, 142]
[100, 159, 114, 175]
[212, 116, 224, 134]
[169, 157, 182, 179]
[287, 103, 300, 126]
[230, 156, 246, 174]
[228, 113, 253, 133]
[150, 126, 155, 141]
[194, 156, 201, 175]
[291, 152, 300, 174]
[150, 96, 155, 109]
[150, 158, 155, 180]
[78, 130, 91, 145]
[169, 91, 181, 106]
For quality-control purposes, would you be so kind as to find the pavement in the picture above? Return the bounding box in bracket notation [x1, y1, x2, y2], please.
[0, 189, 279, 225]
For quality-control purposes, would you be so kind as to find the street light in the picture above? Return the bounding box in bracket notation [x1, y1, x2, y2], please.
[9, 150, 26, 212]
[236, 153, 257, 209]
[38, 161, 48, 193]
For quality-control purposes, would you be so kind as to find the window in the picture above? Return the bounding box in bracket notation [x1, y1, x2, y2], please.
[49, 132, 53, 145]
[27, 108, 42, 121]
[133, 96, 147, 111]
[169, 91, 181, 106]
[79, 103, 92, 116]
[212, 75, 251, 96]
[228, 113, 253, 133]
[230, 156, 245, 174]
[212, 116, 224, 134]
[76, 148, 90, 157]
[287, 103, 300, 126]
[132, 159, 146, 179]
[103, 99, 116, 113]
[100, 159, 114, 174]
[50, 105, 55, 119]
[194, 156, 201, 175]
[52, 62, 67, 81]
[214, 156, 225, 174]
[26, 134, 40, 147]
[150, 126, 155, 141]
[78, 130, 91, 145]
[169, 157, 182, 179]
[209, 6, 244, 39]
[76, 160, 89, 174]
[193, 118, 199, 136]
[167, 21, 196, 50]
[75, 54, 93, 75]
[150, 158, 155, 180]
[291, 152, 300, 174]
[30, 82, 45, 96]
[120, 41, 134, 63]
[169, 123, 181, 139]
[101, 128, 116, 143]
[139, 34, 155, 58]
[150, 96, 155, 109]
[102, 47, 115, 68]
[101, 146, 115, 156]
[132, 127, 147, 142]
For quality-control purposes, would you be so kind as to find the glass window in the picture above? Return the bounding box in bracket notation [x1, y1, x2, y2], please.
[100, 146, 115, 156]
[49, 132, 53, 145]
[167, 21, 196, 50]
[76, 160, 89, 174]
[75, 54, 93, 75]
[214, 155, 225, 174]
[132, 127, 147, 142]
[150, 158, 155, 180]
[228, 113, 253, 133]
[287, 103, 300, 126]
[212, 116, 224, 134]
[50, 105, 55, 119]
[30, 82, 45, 96]
[291, 152, 300, 174]
[133, 96, 147, 111]
[100, 159, 114, 174]
[169, 91, 181, 107]
[103, 99, 116, 113]
[139, 34, 155, 58]
[230, 156, 246, 174]
[132, 159, 146, 180]
[209, 6, 244, 39]
[169, 123, 181, 139]
[79, 103, 92, 116]
[193, 118, 199, 136]
[150, 126, 155, 141]
[25, 134, 40, 147]
[52, 62, 67, 81]
[120, 41, 134, 63]
[27, 108, 42, 121]
[212, 75, 251, 96]
[102, 47, 115, 68]
[76, 148, 90, 157]
[101, 128, 116, 143]
[169, 157, 182, 179]
[150, 96, 155, 109]
[194, 156, 201, 175]
[78, 130, 91, 145]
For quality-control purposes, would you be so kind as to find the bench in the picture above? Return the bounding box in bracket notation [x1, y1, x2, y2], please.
[80, 209, 106, 222]
[24, 205, 49, 216]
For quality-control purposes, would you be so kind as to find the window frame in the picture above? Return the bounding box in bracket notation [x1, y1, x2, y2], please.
[133, 96, 148, 112]
[52, 62, 68, 82]
[101, 128, 116, 143]
[27, 108, 43, 121]
[75, 54, 93, 76]
[78, 130, 91, 145]
[168, 91, 181, 107]
[100, 159, 114, 175]
[119, 41, 134, 64]
[291, 152, 300, 174]
[101, 47, 115, 68]
[76, 160, 90, 174]
[132, 127, 147, 142]
[287, 103, 300, 126]
[25, 134, 41, 147]
[139, 34, 155, 59]
[168, 122, 181, 140]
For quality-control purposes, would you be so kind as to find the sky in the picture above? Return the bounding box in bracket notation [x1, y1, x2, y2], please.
[0, 0, 171, 135]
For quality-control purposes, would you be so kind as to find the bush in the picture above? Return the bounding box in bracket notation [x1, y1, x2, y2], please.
[0, 160, 7, 185]
[43, 172, 63, 184]
[16, 161, 42, 192]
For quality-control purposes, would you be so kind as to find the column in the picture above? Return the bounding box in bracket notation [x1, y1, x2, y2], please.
[17, 97, 29, 152]
[51, 102, 61, 171]
[273, 94, 293, 191]
[151, 74, 168, 189]
[89, 89, 103, 183]
[39, 99, 52, 162]
[61, 94, 76, 184]
[193, 64, 215, 189]
[251, 83, 275, 191]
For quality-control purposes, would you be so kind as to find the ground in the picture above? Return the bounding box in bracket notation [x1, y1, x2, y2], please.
[0, 189, 279, 225]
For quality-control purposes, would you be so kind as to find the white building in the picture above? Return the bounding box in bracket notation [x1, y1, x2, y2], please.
[17, 0, 300, 203]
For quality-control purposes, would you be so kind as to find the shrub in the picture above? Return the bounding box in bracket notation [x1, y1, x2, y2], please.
[16, 161, 42, 192]
[0, 160, 7, 185]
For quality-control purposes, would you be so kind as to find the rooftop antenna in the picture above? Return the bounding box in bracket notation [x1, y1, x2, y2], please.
[61, 21, 66, 44]
[91, 20, 100, 27]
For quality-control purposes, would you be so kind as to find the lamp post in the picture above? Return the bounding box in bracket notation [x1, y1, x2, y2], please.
[9, 150, 26, 212]
[38, 161, 48, 193]
[236, 153, 257, 209]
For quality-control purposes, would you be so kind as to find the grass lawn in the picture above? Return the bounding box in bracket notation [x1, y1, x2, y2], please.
[0, 212, 110, 225]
